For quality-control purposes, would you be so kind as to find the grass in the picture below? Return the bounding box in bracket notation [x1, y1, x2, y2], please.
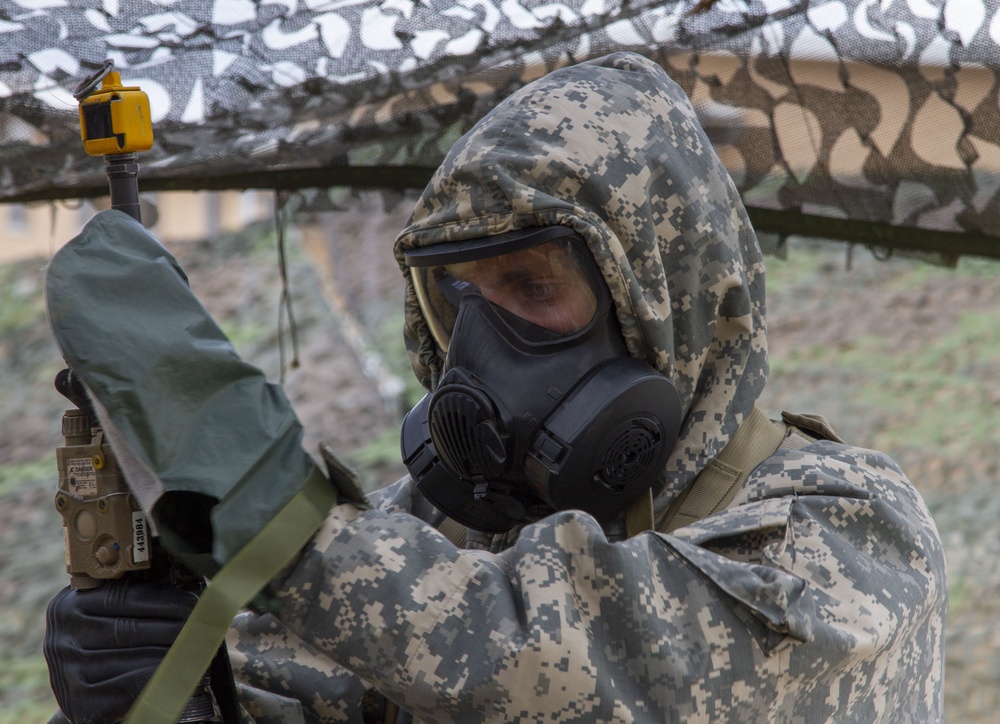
[0, 263, 46, 337]
[772, 306, 1000, 456]
[371, 311, 427, 410]
[0, 458, 53, 497]
[0, 656, 57, 723]
[764, 237, 1000, 466]
[348, 425, 405, 491]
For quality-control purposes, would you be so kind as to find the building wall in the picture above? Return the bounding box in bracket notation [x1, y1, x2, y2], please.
[0, 190, 272, 263]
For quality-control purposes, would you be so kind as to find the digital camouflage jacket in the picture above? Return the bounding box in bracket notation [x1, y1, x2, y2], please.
[226, 53, 947, 723]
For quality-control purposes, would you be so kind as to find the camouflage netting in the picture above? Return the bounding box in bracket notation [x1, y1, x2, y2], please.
[1, 0, 999, 259]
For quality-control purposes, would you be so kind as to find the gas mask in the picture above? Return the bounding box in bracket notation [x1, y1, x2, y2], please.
[400, 227, 683, 533]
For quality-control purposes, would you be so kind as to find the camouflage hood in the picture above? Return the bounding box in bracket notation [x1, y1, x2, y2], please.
[394, 52, 767, 524]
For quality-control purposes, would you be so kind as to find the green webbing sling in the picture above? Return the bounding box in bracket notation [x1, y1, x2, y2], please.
[124, 467, 337, 724]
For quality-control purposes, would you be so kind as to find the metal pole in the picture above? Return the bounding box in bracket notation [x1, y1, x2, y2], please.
[105, 152, 142, 223]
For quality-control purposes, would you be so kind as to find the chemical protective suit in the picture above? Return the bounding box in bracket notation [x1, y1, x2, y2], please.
[219, 53, 946, 722]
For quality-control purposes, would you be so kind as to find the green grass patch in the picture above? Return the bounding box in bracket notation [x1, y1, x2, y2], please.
[0, 458, 54, 497]
[349, 426, 403, 480]
[0, 654, 57, 722]
[370, 311, 428, 410]
[885, 252, 1000, 292]
[773, 306, 999, 454]
[762, 240, 836, 293]
[0, 264, 46, 338]
[215, 317, 275, 354]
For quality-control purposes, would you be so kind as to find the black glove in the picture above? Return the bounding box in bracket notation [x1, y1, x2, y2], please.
[44, 579, 198, 724]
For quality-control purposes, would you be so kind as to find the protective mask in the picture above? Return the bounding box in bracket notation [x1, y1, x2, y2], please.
[400, 227, 683, 533]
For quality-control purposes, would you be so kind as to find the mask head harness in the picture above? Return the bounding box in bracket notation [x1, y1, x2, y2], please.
[401, 227, 683, 533]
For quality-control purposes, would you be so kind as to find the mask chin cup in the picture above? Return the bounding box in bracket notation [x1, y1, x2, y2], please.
[525, 357, 683, 523]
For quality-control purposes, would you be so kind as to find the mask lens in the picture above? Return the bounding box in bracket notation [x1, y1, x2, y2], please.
[408, 230, 601, 351]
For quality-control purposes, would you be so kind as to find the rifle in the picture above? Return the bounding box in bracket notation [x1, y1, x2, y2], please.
[52, 60, 237, 723]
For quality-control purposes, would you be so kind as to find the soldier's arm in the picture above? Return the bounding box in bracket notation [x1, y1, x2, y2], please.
[261, 443, 945, 722]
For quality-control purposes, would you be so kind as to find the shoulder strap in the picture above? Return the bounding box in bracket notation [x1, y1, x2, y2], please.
[780, 410, 845, 447]
[625, 488, 656, 538]
[438, 516, 468, 548]
[660, 405, 786, 534]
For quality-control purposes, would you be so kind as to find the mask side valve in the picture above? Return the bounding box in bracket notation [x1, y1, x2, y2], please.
[401, 392, 530, 534]
[429, 374, 512, 481]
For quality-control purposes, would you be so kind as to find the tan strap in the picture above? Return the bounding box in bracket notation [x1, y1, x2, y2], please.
[438, 516, 468, 548]
[662, 406, 786, 533]
[384, 700, 400, 724]
[625, 488, 655, 538]
[780, 410, 845, 444]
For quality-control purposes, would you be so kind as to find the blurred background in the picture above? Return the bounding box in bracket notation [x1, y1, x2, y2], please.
[0, 190, 996, 721]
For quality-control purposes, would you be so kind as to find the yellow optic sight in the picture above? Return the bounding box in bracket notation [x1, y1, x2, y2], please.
[76, 62, 153, 156]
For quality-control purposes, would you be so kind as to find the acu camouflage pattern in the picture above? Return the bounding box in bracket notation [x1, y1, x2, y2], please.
[226, 54, 946, 721]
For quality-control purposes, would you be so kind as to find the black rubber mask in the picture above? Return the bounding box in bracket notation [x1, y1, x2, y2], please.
[401, 228, 683, 533]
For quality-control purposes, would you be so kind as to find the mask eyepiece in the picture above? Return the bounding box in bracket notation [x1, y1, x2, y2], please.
[405, 227, 602, 353]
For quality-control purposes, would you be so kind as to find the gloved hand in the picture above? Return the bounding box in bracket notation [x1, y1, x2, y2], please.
[44, 579, 198, 724]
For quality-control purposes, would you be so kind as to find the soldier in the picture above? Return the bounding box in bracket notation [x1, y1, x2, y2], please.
[44, 52, 946, 723]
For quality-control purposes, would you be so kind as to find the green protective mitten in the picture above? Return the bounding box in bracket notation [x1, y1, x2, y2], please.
[46, 209, 371, 723]
[45, 209, 358, 576]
